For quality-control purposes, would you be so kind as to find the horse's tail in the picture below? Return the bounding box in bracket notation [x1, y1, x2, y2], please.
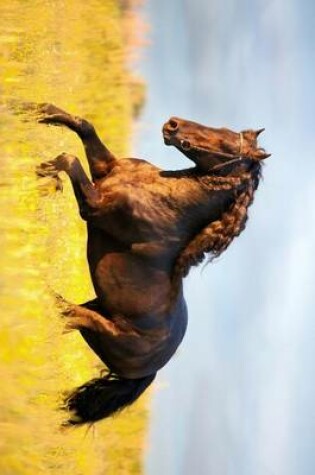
[63, 371, 156, 425]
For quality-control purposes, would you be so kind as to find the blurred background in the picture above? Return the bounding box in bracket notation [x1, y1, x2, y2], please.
[136, 1, 315, 475]
[0, 0, 314, 474]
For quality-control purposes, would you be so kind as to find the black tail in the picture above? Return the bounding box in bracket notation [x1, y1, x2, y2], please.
[63, 371, 156, 425]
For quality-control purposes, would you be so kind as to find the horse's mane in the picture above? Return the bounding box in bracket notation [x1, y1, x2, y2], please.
[173, 162, 262, 280]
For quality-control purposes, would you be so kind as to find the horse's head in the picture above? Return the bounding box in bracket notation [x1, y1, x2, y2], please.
[162, 117, 271, 173]
[163, 117, 272, 282]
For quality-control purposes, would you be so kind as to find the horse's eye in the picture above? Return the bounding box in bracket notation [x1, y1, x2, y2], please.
[169, 119, 178, 130]
[181, 140, 191, 151]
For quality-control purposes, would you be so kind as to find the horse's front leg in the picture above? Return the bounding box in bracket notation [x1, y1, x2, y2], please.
[33, 103, 116, 179]
[37, 153, 102, 220]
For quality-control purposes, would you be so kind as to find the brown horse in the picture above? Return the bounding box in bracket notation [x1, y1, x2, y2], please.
[34, 104, 270, 425]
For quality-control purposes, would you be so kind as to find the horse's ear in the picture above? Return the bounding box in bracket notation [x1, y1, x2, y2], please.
[241, 129, 271, 161]
[242, 129, 265, 143]
[255, 128, 265, 137]
[254, 150, 271, 160]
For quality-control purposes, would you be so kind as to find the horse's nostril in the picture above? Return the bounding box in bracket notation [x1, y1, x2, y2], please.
[169, 119, 178, 130]
[181, 140, 191, 151]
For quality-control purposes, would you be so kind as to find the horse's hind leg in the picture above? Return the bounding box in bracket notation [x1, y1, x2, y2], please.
[60, 301, 130, 338]
[37, 153, 102, 220]
[35, 103, 116, 179]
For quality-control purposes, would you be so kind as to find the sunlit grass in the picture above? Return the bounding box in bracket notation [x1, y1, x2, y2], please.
[0, 1, 149, 473]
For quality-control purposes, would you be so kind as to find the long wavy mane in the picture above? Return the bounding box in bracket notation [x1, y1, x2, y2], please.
[173, 162, 262, 281]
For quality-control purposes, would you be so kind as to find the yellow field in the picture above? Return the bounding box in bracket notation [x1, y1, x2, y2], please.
[0, 1, 148, 474]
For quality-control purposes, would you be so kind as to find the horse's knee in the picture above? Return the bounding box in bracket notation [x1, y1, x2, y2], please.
[79, 119, 95, 138]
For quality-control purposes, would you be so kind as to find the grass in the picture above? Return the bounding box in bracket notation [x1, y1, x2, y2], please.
[0, 1, 149, 473]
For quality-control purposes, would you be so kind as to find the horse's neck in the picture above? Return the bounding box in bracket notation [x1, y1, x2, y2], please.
[161, 167, 236, 206]
[174, 172, 235, 227]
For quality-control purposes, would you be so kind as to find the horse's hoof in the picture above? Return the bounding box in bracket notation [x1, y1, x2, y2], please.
[36, 164, 63, 193]
[50, 291, 73, 314]
[36, 161, 58, 176]
[35, 103, 69, 126]
[10, 101, 65, 125]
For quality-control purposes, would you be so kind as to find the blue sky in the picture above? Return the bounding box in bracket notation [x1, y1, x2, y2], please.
[134, 1, 315, 474]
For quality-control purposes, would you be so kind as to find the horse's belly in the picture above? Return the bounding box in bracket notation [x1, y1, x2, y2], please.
[90, 251, 171, 319]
